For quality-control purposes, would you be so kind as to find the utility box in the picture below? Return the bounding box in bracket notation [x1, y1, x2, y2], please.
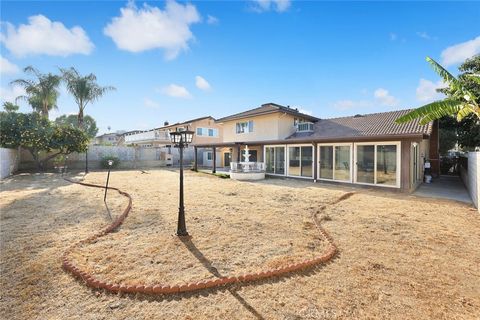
[165, 154, 173, 166]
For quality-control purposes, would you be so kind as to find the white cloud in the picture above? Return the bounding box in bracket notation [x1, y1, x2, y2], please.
[159, 84, 192, 98]
[333, 88, 399, 110]
[374, 88, 399, 107]
[333, 99, 372, 111]
[144, 98, 160, 109]
[416, 78, 445, 102]
[0, 56, 19, 75]
[298, 109, 312, 115]
[441, 36, 480, 66]
[104, 1, 201, 60]
[0, 84, 26, 103]
[195, 76, 211, 90]
[0, 15, 93, 57]
[252, 0, 291, 12]
[207, 15, 219, 25]
[416, 31, 432, 40]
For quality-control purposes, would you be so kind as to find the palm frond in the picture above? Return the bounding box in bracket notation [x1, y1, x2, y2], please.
[426, 57, 460, 87]
[395, 99, 463, 124]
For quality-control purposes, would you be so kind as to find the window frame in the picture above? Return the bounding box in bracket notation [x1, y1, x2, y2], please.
[353, 141, 401, 188]
[263, 145, 287, 176]
[317, 143, 353, 183]
[286, 144, 314, 179]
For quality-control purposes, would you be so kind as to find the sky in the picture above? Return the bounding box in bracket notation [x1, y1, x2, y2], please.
[1, 0, 479, 135]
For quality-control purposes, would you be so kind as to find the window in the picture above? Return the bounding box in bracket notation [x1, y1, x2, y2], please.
[287, 145, 313, 178]
[265, 146, 285, 175]
[236, 121, 253, 134]
[206, 151, 213, 161]
[318, 144, 352, 182]
[354, 142, 400, 187]
[196, 127, 218, 137]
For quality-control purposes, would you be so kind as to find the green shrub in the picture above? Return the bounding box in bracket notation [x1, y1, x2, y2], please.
[101, 155, 120, 169]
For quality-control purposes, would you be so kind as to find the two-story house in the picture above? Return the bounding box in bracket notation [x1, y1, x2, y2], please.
[209, 103, 319, 167]
[124, 116, 223, 166]
[194, 102, 439, 192]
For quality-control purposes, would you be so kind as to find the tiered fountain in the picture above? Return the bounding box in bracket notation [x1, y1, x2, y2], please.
[229, 145, 265, 181]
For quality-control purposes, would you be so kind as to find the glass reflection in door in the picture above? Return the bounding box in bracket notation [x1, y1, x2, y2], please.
[319, 146, 333, 179]
[356, 145, 375, 184]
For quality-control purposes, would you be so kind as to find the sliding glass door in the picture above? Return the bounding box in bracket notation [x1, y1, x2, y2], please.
[354, 142, 400, 188]
[356, 145, 375, 184]
[264, 146, 285, 175]
[334, 145, 351, 181]
[376, 145, 397, 186]
[287, 145, 313, 178]
[319, 146, 333, 179]
[318, 144, 352, 182]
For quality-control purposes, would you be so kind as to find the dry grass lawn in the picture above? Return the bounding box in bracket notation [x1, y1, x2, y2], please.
[0, 169, 479, 319]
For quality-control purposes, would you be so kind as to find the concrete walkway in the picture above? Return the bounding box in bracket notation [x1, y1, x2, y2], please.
[414, 175, 472, 204]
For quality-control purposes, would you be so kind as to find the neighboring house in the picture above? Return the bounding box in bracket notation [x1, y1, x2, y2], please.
[124, 116, 223, 166]
[94, 131, 125, 145]
[124, 116, 222, 147]
[117, 130, 145, 146]
[194, 103, 439, 192]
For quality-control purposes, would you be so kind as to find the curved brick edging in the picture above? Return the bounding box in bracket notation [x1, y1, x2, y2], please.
[62, 177, 353, 295]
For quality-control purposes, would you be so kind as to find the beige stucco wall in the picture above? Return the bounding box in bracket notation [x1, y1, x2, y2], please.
[221, 113, 297, 143]
[168, 118, 223, 145]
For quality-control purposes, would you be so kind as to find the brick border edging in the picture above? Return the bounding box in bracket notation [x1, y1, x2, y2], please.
[62, 177, 352, 295]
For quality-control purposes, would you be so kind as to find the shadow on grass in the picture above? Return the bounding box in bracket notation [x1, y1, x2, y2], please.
[100, 236, 339, 319]
[180, 237, 265, 320]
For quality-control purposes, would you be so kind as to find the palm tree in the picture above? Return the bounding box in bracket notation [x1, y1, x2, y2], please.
[60, 67, 115, 129]
[11, 66, 61, 118]
[396, 57, 479, 125]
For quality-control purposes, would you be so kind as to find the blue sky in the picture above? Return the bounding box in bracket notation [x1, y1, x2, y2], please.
[1, 1, 479, 134]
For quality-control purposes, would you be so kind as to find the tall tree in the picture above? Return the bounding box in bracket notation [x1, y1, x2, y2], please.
[60, 67, 115, 129]
[55, 114, 99, 139]
[3, 102, 19, 113]
[396, 57, 479, 125]
[438, 56, 480, 151]
[10, 66, 61, 118]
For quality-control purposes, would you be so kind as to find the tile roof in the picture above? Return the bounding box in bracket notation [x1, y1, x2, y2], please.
[216, 103, 320, 122]
[287, 109, 433, 141]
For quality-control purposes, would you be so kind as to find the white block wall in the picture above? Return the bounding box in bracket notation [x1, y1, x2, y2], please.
[0, 148, 19, 179]
[468, 152, 480, 211]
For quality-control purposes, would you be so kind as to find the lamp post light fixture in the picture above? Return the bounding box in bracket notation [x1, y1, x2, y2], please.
[104, 159, 114, 202]
[169, 130, 194, 237]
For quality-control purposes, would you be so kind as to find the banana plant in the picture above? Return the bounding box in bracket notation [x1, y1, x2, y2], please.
[396, 57, 479, 125]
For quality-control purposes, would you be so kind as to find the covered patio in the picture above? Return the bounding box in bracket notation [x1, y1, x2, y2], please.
[192, 142, 258, 174]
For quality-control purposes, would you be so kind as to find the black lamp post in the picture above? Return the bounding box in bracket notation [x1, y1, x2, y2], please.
[104, 159, 113, 202]
[169, 130, 194, 237]
[85, 146, 89, 174]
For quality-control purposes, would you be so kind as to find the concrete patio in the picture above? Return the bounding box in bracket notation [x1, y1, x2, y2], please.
[414, 175, 472, 204]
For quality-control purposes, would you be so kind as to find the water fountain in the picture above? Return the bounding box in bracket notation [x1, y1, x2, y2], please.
[229, 145, 266, 180]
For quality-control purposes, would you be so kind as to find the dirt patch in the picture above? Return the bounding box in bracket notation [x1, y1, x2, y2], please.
[1, 170, 479, 319]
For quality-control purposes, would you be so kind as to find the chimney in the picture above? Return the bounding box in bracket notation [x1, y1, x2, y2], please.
[164, 121, 169, 126]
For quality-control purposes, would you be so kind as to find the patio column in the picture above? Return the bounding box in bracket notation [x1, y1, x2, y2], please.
[313, 142, 318, 182]
[237, 144, 241, 162]
[212, 147, 216, 174]
[194, 146, 198, 171]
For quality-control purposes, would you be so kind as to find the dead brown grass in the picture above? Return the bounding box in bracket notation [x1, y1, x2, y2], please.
[1, 169, 479, 319]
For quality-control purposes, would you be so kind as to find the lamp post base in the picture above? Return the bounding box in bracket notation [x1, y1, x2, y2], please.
[176, 232, 190, 238]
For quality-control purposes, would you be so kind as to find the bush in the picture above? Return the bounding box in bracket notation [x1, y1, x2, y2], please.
[101, 155, 120, 169]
